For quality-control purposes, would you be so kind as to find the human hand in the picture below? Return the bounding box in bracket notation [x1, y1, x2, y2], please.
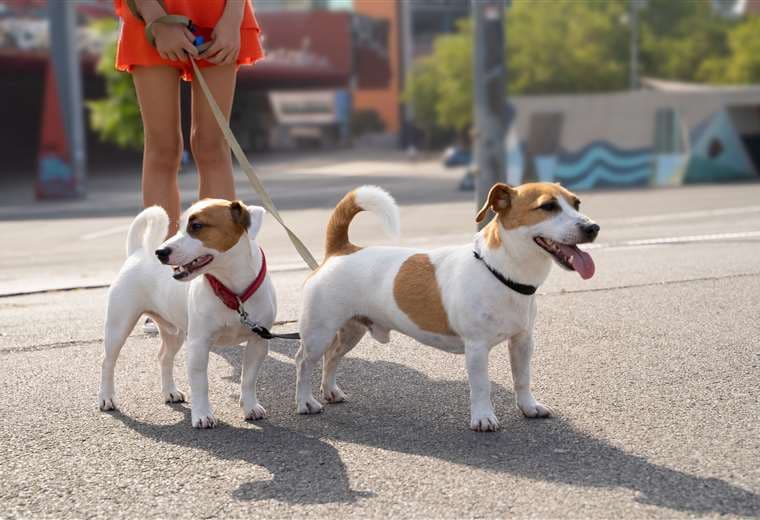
[200, 15, 241, 65]
[152, 23, 198, 63]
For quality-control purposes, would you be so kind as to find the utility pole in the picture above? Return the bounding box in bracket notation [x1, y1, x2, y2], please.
[40, 1, 87, 199]
[473, 0, 507, 230]
[400, 0, 415, 149]
[629, 0, 647, 90]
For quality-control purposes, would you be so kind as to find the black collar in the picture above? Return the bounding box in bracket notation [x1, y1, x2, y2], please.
[473, 251, 537, 296]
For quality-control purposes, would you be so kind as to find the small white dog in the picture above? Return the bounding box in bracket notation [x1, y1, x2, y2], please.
[296, 182, 599, 431]
[98, 199, 276, 429]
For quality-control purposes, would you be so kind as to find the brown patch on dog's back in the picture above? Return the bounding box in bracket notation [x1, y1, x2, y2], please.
[187, 199, 248, 252]
[393, 254, 456, 336]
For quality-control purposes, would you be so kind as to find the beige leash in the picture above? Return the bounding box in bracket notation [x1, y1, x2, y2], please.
[189, 58, 319, 270]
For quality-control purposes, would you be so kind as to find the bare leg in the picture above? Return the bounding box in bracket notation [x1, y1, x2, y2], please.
[509, 331, 552, 418]
[190, 63, 237, 201]
[132, 66, 183, 235]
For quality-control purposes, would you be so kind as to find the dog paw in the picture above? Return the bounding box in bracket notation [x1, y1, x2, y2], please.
[192, 412, 217, 429]
[98, 396, 116, 412]
[244, 403, 267, 421]
[321, 386, 347, 404]
[470, 411, 500, 432]
[518, 399, 553, 418]
[296, 396, 324, 415]
[163, 389, 186, 404]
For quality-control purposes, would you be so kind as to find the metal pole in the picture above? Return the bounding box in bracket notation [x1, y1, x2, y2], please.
[629, 0, 639, 90]
[400, 0, 415, 148]
[473, 0, 507, 230]
[47, 1, 87, 197]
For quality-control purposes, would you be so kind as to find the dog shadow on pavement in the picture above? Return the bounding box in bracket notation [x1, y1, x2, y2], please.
[110, 358, 373, 506]
[262, 341, 760, 517]
[114, 341, 760, 515]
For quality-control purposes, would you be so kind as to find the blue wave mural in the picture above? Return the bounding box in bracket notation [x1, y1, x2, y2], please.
[536, 141, 654, 190]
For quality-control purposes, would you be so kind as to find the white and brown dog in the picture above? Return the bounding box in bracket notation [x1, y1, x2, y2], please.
[296, 182, 598, 431]
[98, 199, 276, 429]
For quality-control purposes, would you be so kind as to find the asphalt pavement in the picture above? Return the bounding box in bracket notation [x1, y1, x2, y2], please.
[1, 153, 759, 518]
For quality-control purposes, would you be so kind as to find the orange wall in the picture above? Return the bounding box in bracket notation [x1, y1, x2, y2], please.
[353, 0, 400, 133]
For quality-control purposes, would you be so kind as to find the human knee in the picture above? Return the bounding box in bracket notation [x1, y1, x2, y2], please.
[144, 130, 183, 171]
[190, 126, 227, 165]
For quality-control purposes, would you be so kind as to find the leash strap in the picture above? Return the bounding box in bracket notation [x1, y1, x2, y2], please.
[190, 58, 320, 271]
[237, 304, 301, 340]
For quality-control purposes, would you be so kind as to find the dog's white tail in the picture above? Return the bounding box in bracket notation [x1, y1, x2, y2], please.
[126, 206, 169, 258]
[324, 185, 400, 258]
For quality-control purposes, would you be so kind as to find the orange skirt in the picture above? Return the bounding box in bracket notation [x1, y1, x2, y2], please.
[114, 0, 264, 81]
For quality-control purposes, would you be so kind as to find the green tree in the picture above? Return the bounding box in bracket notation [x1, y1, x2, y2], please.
[429, 20, 474, 132]
[699, 16, 760, 83]
[405, 0, 630, 135]
[402, 56, 440, 144]
[639, 0, 733, 82]
[403, 19, 472, 142]
[87, 19, 144, 149]
[508, 0, 628, 94]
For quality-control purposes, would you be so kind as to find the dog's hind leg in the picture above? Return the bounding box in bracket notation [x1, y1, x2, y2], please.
[295, 318, 344, 415]
[156, 325, 186, 404]
[321, 319, 366, 404]
[98, 294, 142, 411]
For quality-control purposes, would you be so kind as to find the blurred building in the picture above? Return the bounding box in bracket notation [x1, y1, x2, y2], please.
[0, 0, 472, 173]
[505, 83, 760, 190]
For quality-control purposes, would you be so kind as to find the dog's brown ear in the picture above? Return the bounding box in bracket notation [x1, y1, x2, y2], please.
[475, 183, 515, 223]
[229, 201, 251, 230]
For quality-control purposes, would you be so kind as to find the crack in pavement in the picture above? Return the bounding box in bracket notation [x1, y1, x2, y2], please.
[0, 320, 300, 356]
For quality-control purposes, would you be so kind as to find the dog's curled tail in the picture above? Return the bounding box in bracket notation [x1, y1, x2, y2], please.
[325, 185, 400, 258]
[126, 206, 169, 258]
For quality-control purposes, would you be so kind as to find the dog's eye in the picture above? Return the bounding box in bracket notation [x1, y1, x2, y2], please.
[190, 222, 204, 231]
[539, 201, 559, 211]
[573, 200, 581, 210]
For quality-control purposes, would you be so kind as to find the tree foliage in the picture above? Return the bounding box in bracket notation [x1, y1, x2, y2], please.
[508, 0, 628, 95]
[639, 0, 732, 81]
[699, 16, 760, 83]
[88, 18, 144, 150]
[404, 0, 759, 141]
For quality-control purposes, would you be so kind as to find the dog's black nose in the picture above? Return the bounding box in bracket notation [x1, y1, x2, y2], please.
[155, 247, 172, 263]
[582, 223, 600, 240]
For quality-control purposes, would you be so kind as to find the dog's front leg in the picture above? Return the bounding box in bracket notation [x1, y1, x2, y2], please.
[509, 331, 552, 418]
[186, 333, 216, 428]
[240, 336, 268, 421]
[465, 341, 499, 432]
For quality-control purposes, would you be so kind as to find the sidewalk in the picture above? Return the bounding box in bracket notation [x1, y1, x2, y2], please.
[0, 149, 470, 296]
[0, 148, 452, 221]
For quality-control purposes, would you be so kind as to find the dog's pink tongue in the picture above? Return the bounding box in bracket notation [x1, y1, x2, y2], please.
[558, 244, 596, 280]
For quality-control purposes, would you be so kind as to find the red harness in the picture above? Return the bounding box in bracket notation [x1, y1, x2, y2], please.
[204, 248, 267, 311]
